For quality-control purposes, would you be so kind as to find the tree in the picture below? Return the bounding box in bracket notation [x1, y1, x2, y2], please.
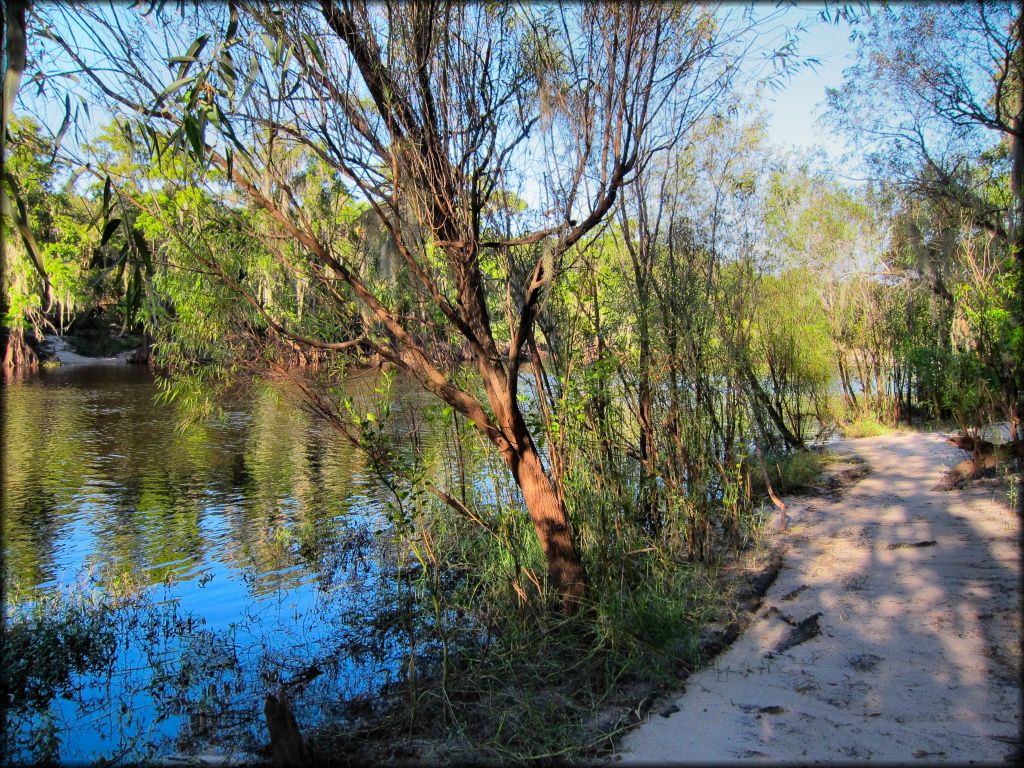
[827, 1, 1024, 435]
[28, 1, 757, 609]
[1, 117, 96, 368]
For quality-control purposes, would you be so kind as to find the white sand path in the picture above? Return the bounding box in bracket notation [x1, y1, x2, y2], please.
[616, 431, 1021, 763]
[43, 334, 131, 365]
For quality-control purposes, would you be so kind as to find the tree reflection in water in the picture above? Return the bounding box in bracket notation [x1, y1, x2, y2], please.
[1, 366, 473, 762]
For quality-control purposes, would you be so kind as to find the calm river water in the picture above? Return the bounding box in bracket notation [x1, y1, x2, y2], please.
[2, 362, 483, 762]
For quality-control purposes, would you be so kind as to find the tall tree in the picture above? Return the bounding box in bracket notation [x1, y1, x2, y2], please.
[29, 1, 756, 608]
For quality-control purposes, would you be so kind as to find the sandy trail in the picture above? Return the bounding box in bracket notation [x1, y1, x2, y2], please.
[616, 431, 1021, 763]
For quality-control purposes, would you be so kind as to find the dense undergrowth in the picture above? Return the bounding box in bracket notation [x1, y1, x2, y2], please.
[308, 516, 730, 764]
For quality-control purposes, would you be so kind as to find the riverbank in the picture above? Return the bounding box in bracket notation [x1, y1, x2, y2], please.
[43, 334, 139, 365]
[614, 430, 1021, 762]
[293, 452, 863, 764]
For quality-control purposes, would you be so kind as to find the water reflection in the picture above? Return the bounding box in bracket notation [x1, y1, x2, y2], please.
[1, 363, 481, 762]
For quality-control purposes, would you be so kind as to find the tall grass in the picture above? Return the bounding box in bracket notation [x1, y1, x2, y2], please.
[757, 450, 831, 495]
[309, 437, 751, 763]
[841, 412, 897, 438]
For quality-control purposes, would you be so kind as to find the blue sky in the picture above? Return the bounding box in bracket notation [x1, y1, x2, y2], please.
[756, 4, 860, 175]
[18, 2, 864, 185]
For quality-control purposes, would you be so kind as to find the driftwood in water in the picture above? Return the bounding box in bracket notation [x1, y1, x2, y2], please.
[934, 433, 1024, 490]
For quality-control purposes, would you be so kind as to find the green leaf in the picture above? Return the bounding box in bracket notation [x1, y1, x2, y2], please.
[168, 35, 208, 81]
[102, 177, 112, 216]
[218, 53, 237, 93]
[50, 94, 72, 165]
[185, 34, 211, 61]
[183, 114, 204, 161]
[196, 108, 208, 148]
[100, 218, 122, 246]
[133, 229, 154, 275]
[161, 126, 182, 159]
[120, 120, 135, 149]
[259, 33, 277, 57]
[302, 32, 327, 71]
[226, 2, 239, 40]
[158, 75, 197, 103]
[238, 55, 260, 106]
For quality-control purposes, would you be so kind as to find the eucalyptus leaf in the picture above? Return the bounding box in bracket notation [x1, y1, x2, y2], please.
[157, 75, 197, 103]
[100, 218, 122, 247]
[226, 2, 239, 41]
[102, 177, 112, 217]
[302, 33, 327, 72]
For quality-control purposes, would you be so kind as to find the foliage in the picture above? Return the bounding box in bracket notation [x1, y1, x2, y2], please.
[3, 0, 1022, 761]
[2, 118, 90, 337]
[313, 465, 725, 763]
[826, 2, 1024, 435]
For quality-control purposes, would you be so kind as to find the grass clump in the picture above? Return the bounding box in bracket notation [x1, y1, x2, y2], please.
[841, 412, 897, 438]
[755, 449, 834, 496]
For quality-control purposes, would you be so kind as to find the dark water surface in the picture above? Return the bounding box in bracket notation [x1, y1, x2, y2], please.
[2, 363, 475, 762]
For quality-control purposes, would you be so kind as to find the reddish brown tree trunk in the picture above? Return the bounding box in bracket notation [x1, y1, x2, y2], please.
[505, 437, 587, 611]
[2, 327, 38, 370]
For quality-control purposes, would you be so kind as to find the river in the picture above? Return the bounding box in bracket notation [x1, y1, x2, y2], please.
[2, 361, 485, 762]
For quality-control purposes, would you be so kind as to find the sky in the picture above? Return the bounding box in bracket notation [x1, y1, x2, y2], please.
[17, 2, 864, 186]
[749, 3, 861, 177]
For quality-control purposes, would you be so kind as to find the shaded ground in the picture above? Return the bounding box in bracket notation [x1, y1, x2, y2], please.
[615, 431, 1021, 763]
